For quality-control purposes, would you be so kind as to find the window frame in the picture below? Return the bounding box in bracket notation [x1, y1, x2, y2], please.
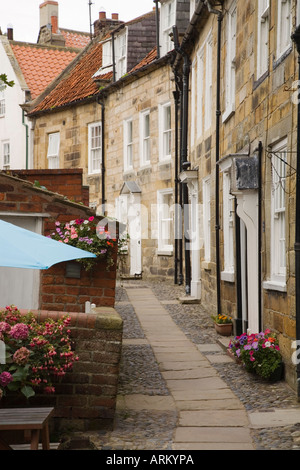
[221, 170, 235, 281]
[123, 117, 133, 172]
[203, 176, 211, 262]
[157, 188, 174, 254]
[196, 46, 204, 138]
[2, 141, 10, 170]
[47, 132, 60, 169]
[204, 33, 213, 131]
[223, 0, 237, 122]
[263, 138, 287, 292]
[270, 139, 287, 282]
[159, 102, 172, 162]
[277, 0, 292, 59]
[115, 28, 127, 79]
[88, 122, 102, 175]
[160, 0, 177, 56]
[0, 89, 5, 117]
[257, 0, 269, 79]
[102, 39, 113, 68]
[139, 109, 151, 167]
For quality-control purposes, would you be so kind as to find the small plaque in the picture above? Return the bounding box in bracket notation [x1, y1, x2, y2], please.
[66, 261, 81, 278]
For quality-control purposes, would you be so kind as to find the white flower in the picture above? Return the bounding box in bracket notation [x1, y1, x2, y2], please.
[264, 341, 271, 348]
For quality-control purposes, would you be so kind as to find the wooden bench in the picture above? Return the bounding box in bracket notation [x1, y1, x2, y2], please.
[0, 407, 54, 450]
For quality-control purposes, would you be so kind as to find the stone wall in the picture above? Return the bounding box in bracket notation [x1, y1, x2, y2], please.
[0, 307, 123, 433]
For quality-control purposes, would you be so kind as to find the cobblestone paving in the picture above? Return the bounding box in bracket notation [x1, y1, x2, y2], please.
[68, 279, 300, 451]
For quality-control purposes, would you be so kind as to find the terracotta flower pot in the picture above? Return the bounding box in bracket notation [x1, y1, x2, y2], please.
[214, 322, 233, 336]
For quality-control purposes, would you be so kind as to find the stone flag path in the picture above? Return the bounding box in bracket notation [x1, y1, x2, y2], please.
[125, 287, 255, 450]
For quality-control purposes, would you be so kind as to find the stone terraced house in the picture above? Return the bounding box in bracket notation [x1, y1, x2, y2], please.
[173, 0, 300, 394]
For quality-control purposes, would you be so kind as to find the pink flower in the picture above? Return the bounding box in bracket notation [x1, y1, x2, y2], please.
[0, 371, 13, 387]
[0, 322, 10, 333]
[44, 386, 55, 394]
[88, 216, 95, 222]
[13, 347, 30, 365]
[9, 323, 29, 340]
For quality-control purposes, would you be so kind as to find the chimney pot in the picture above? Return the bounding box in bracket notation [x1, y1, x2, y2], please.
[99, 11, 106, 20]
[7, 27, 13, 40]
[111, 13, 119, 20]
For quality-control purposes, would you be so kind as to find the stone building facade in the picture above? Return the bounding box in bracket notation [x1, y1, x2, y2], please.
[179, 0, 299, 391]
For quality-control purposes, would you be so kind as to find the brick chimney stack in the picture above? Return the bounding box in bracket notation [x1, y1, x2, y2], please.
[38, 1, 65, 46]
[93, 11, 124, 39]
[39, 1, 59, 29]
[7, 25, 13, 40]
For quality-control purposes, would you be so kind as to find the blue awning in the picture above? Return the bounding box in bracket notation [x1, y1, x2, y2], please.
[0, 219, 96, 269]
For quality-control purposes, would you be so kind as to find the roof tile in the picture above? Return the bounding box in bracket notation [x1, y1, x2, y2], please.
[11, 43, 79, 99]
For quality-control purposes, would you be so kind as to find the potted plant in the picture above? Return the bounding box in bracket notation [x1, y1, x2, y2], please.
[0, 305, 78, 400]
[228, 329, 283, 381]
[211, 314, 233, 336]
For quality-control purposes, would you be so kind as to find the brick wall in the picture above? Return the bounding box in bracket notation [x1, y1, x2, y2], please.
[0, 171, 118, 311]
[41, 256, 117, 312]
[0, 307, 123, 433]
[11, 169, 89, 207]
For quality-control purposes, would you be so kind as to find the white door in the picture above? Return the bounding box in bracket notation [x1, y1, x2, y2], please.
[128, 193, 142, 276]
[240, 219, 248, 330]
[0, 216, 41, 310]
[189, 184, 201, 299]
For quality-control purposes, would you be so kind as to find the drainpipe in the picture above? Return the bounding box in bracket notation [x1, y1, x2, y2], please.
[205, 0, 223, 315]
[173, 25, 191, 294]
[173, 85, 180, 284]
[173, 70, 184, 286]
[153, 0, 160, 59]
[97, 97, 106, 210]
[22, 109, 29, 169]
[257, 141, 263, 332]
[291, 26, 300, 399]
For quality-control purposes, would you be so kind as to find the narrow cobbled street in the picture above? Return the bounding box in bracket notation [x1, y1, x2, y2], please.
[69, 279, 300, 451]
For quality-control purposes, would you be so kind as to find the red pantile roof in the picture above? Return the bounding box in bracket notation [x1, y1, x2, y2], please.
[30, 41, 160, 115]
[60, 29, 90, 49]
[10, 42, 79, 99]
[31, 41, 103, 112]
[129, 47, 158, 72]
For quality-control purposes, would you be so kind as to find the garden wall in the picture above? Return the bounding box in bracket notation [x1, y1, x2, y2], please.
[1, 306, 123, 434]
[40, 257, 117, 312]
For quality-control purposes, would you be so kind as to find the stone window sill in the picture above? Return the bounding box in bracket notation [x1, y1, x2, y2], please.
[262, 280, 287, 293]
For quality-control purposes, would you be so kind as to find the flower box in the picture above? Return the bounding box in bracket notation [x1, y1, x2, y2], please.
[214, 322, 233, 336]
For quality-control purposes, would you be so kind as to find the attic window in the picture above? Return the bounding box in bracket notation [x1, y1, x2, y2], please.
[115, 28, 127, 79]
[160, 0, 176, 56]
[102, 39, 113, 68]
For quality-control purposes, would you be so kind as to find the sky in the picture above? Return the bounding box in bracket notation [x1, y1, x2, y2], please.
[0, 0, 156, 43]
